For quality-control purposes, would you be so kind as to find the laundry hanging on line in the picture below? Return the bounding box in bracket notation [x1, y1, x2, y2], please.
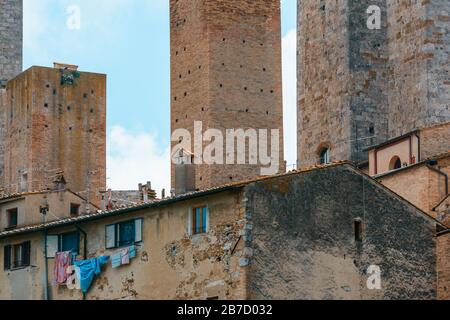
[74, 256, 110, 294]
[111, 245, 136, 269]
[52, 251, 72, 286]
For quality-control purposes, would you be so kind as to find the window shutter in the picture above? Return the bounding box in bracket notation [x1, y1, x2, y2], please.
[135, 219, 143, 243]
[22, 241, 31, 267]
[46, 235, 59, 258]
[105, 225, 116, 249]
[4, 245, 11, 270]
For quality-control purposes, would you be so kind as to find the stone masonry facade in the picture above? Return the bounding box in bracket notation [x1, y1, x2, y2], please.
[2, 66, 106, 207]
[298, 0, 450, 167]
[170, 0, 285, 191]
[0, 0, 22, 88]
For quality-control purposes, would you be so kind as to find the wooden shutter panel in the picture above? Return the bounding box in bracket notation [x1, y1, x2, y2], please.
[22, 241, 31, 267]
[4, 245, 11, 270]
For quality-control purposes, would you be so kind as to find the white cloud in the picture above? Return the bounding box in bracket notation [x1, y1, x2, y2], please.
[107, 126, 170, 197]
[282, 28, 298, 170]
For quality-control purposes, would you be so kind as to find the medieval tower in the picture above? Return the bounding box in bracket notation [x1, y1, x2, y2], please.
[1, 64, 107, 207]
[0, 0, 23, 188]
[170, 0, 285, 192]
[0, 0, 22, 89]
[297, 0, 450, 167]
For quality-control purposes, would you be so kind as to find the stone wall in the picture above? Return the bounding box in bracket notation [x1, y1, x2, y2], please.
[297, 0, 389, 167]
[387, 0, 450, 138]
[0, 0, 22, 88]
[3, 66, 106, 207]
[245, 165, 437, 299]
[171, 0, 285, 191]
[0, 89, 6, 188]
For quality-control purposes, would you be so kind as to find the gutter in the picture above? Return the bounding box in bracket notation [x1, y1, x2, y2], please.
[75, 225, 87, 301]
[44, 230, 49, 301]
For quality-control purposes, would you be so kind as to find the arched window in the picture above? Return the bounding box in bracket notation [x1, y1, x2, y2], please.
[389, 156, 402, 170]
[319, 148, 330, 164]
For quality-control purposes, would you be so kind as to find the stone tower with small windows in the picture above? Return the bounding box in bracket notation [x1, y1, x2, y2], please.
[297, 0, 450, 167]
[0, 0, 22, 89]
[1, 64, 106, 207]
[297, 0, 390, 167]
[170, 0, 285, 191]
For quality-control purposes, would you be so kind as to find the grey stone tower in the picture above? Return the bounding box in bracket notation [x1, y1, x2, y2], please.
[0, 0, 23, 88]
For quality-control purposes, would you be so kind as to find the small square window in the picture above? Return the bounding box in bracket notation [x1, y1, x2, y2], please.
[192, 207, 208, 235]
[7, 208, 18, 229]
[70, 203, 80, 217]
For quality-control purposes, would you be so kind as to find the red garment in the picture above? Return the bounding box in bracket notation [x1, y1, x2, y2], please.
[52, 251, 72, 286]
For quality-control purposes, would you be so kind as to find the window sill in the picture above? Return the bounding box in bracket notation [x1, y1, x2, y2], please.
[7, 266, 30, 272]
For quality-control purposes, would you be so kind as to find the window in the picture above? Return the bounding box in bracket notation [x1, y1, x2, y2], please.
[192, 207, 208, 235]
[105, 219, 143, 249]
[70, 203, 80, 217]
[6, 208, 18, 229]
[389, 156, 402, 170]
[45, 232, 80, 257]
[59, 232, 80, 255]
[4, 241, 30, 270]
[354, 220, 363, 242]
[319, 148, 330, 164]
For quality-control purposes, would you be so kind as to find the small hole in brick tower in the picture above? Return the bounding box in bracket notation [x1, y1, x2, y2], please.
[200, 177, 203, 181]
[201, 107, 204, 111]
[240, 65, 243, 68]
[220, 84, 223, 88]
[53, 89, 57, 95]
[222, 63, 225, 66]
[246, 109, 249, 113]
[44, 103, 48, 108]
[198, 65, 201, 69]
[260, 89, 264, 92]
[243, 40, 246, 43]
[244, 87, 247, 91]
[67, 106, 71, 111]
[90, 109, 94, 113]
[83, 93, 87, 98]
[176, 51, 178, 55]
[89, 129, 93, 133]
[369, 126, 375, 134]
[45, 125, 48, 128]
[69, 127, 72, 131]
[263, 68, 266, 72]
[91, 90, 94, 94]
[175, 119, 179, 123]
[174, 97, 177, 101]
[229, 177, 233, 180]
[46, 84, 50, 88]
[183, 47, 186, 51]
[270, 90, 274, 93]
[223, 38, 226, 41]
[266, 111, 269, 115]
[184, 92, 187, 96]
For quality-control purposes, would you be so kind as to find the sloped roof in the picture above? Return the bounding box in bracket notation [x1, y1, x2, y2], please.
[0, 161, 445, 239]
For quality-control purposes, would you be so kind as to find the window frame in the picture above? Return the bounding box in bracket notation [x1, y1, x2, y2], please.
[4, 241, 31, 271]
[105, 218, 143, 250]
[6, 208, 18, 230]
[70, 203, 80, 217]
[58, 231, 80, 255]
[191, 206, 209, 236]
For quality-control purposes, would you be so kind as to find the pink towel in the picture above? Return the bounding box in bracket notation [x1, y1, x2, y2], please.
[52, 251, 72, 286]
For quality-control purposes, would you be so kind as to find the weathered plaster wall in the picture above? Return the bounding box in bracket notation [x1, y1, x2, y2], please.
[420, 123, 450, 160]
[245, 165, 437, 299]
[0, 191, 249, 300]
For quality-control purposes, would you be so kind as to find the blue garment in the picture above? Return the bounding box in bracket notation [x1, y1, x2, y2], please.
[74, 256, 110, 293]
[129, 245, 136, 259]
[111, 252, 122, 269]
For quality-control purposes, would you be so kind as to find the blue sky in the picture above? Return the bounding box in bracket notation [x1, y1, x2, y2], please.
[23, 0, 297, 194]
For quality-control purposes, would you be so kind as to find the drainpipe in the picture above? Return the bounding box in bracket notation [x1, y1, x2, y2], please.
[427, 161, 449, 195]
[75, 225, 87, 301]
[44, 230, 49, 301]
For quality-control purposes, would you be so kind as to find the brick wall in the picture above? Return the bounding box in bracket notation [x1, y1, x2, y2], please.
[3, 66, 106, 207]
[170, 0, 285, 191]
[0, 0, 22, 88]
[0, 89, 5, 188]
